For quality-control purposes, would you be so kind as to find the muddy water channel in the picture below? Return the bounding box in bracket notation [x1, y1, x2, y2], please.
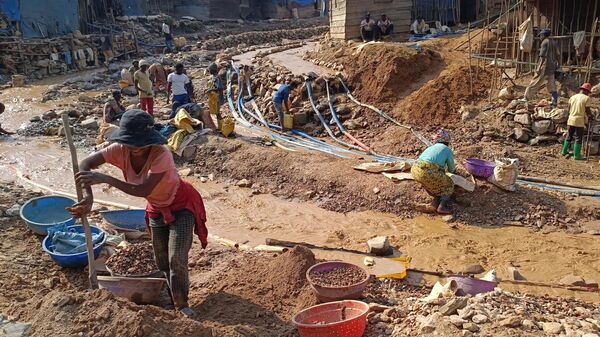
[1, 60, 599, 303]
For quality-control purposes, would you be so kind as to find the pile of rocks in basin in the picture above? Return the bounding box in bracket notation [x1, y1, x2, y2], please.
[106, 243, 159, 276]
[504, 99, 600, 149]
[308, 265, 367, 287]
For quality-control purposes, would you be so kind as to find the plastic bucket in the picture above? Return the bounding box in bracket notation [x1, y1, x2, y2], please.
[292, 300, 369, 337]
[284, 114, 294, 129]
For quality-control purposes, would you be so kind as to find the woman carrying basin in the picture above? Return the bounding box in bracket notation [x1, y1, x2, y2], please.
[67, 109, 207, 317]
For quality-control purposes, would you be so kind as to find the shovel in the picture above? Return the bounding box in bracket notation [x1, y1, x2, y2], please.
[61, 114, 98, 289]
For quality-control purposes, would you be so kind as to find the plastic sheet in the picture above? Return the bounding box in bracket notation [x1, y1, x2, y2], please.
[47, 224, 104, 254]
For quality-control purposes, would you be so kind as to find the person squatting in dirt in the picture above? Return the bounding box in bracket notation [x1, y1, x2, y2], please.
[134, 59, 155, 115]
[149, 62, 168, 96]
[103, 91, 125, 125]
[378, 14, 394, 37]
[562, 83, 592, 160]
[524, 28, 561, 107]
[360, 13, 381, 42]
[411, 128, 456, 214]
[172, 102, 218, 132]
[68, 110, 208, 318]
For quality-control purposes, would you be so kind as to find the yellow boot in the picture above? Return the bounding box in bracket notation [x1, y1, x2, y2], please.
[217, 118, 223, 131]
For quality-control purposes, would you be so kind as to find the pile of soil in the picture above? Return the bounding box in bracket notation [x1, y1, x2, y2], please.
[306, 41, 442, 105]
[8, 290, 212, 337]
[309, 265, 367, 287]
[198, 246, 318, 317]
[187, 246, 319, 336]
[392, 64, 493, 127]
[106, 243, 158, 276]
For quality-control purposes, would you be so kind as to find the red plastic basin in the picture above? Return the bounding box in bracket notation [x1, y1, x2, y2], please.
[292, 300, 369, 337]
[306, 261, 370, 302]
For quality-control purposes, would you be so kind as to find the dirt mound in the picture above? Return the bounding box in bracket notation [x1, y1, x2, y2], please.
[306, 42, 442, 104]
[8, 289, 211, 337]
[199, 246, 318, 318]
[393, 64, 493, 127]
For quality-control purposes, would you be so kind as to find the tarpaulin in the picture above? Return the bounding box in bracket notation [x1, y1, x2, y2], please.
[120, 0, 145, 16]
[18, 0, 79, 38]
[0, 0, 19, 20]
[47, 224, 104, 254]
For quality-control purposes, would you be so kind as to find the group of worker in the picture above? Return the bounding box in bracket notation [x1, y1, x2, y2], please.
[360, 13, 394, 42]
[410, 27, 597, 216]
[108, 59, 226, 131]
[521, 28, 593, 160]
[2, 22, 593, 321]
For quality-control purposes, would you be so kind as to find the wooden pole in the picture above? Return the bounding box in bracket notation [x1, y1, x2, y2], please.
[586, 18, 598, 83]
[61, 114, 98, 290]
[468, 22, 473, 95]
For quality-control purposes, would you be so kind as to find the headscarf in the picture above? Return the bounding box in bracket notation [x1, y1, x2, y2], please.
[434, 128, 450, 144]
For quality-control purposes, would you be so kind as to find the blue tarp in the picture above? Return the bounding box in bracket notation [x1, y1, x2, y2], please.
[16, 0, 79, 38]
[0, 0, 20, 20]
[47, 224, 104, 255]
[272, 0, 314, 6]
[120, 0, 145, 16]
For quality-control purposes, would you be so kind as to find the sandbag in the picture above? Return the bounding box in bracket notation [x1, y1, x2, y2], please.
[487, 158, 519, 191]
[519, 16, 533, 53]
[498, 87, 514, 101]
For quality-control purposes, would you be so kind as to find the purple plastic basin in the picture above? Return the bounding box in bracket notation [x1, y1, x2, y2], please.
[306, 261, 370, 303]
[449, 275, 496, 296]
[465, 158, 496, 178]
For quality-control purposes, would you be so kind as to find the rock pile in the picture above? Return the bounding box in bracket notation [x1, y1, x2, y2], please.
[504, 99, 600, 149]
[200, 26, 327, 51]
[361, 282, 600, 337]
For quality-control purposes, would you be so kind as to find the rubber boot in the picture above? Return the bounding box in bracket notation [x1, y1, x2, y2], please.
[573, 143, 587, 160]
[217, 118, 223, 131]
[551, 91, 559, 107]
[561, 140, 570, 156]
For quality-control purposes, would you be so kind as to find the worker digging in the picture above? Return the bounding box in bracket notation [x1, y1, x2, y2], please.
[2, 2, 600, 337]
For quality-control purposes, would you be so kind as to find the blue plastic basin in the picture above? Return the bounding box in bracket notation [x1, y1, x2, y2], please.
[20, 196, 77, 235]
[42, 225, 107, 268]
[99, 209, 146, 231]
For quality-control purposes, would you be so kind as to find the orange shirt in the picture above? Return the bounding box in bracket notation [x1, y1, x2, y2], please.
[100, 143, 180, 207]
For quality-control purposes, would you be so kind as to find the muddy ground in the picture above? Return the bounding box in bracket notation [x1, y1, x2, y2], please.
[1, 19, 600, 337]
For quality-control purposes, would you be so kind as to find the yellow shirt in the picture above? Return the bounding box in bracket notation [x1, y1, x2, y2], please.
[134, 70, 153, 98]
[568, 93, 590, 127]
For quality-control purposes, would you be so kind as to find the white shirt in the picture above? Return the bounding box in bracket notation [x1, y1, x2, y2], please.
[162, 23, 170, 35]
[167, 72, 190, 96]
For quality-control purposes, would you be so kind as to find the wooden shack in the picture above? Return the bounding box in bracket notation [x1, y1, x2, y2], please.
[329, 0, 412, 40]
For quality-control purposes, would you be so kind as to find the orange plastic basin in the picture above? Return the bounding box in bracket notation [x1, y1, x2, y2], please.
[292, 300, 369, 337]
